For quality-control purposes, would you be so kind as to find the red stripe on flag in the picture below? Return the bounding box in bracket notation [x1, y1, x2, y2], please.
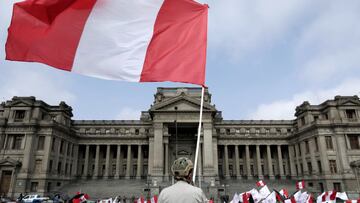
[141, 0, 208, 86]
[6, 0, 97, 70]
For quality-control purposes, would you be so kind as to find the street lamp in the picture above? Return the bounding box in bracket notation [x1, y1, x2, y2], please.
[222, 184, 230, 203]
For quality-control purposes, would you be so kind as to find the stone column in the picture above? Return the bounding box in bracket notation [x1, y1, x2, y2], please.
[288, 145, 297, 178]
[54, 138, 61, 175]
[224, 145, 230, 179]
[104, 144, 111, 178]
[256, 145, 263, 178]
[235, 145, 241, 179]
[136, 145, 143, 179]
[115, 145, 121, 179]
[83, 145, 90, 178]
[309, 138, 319, 175]
[336, 134, 351, 174]
[277, 145, 285, 179]
[245, 145, 252, 179]
[21, 132, 36, 177]
[153, 123, 164, 178]
[72, 144, 79, 177]
[213, 138, 219, 176]
[164, 143, 169, 179]
[300, 142, 309, 175]
[125, 145, 132, 179]
[294, 144, 302, 175]
[93, 145, 100, 178]
[41, 136, 52, 174]
[62, 142, 68, 175]
[266, 145, 274, 179]
[148, 137, 154, 176]
[203, 123, 214, 178]
[318, 136, 330, 174]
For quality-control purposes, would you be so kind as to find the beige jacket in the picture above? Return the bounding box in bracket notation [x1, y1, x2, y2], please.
[158, 181, 207, 203]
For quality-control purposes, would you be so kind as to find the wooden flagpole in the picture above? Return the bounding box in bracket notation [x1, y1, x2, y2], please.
[192, 86, 205, 183]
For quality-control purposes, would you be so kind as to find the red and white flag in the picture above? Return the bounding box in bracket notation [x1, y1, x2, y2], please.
[345, 200, 360, 203]
[6, 0, 208, 86]
[137, 196, 145, 203]
[256, 180, 266, 187]
[79, 194, 89, 203]
[150, 195, 158, 203]
[280, 189, 289, 198]
[296, 180, 305, 190]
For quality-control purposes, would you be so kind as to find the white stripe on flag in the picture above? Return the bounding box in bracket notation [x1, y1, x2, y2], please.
[73, 0, 164, 81]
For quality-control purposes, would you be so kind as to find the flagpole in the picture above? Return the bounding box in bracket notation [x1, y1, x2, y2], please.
[193, 86, 205, 183]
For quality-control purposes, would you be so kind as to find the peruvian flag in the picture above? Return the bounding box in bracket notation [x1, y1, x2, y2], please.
[137, 196, 145, 203]
[345, 200, 360, 203]
[280, 189, 289, 198]
[256, 180, 266, 187]
[296, 180, 305, 190]
[150, 195, 158, 203]
[79, 194, 89, 203]
[6, 0, 208, 86]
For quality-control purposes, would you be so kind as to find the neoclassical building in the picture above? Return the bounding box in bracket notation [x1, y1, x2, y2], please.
[0, 87, 360, 197]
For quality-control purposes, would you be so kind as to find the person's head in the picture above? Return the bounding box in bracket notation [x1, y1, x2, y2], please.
[171, 157, 194, 183]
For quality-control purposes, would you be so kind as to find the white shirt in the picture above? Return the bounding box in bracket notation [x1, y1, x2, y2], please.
[158, 181, 207, 203]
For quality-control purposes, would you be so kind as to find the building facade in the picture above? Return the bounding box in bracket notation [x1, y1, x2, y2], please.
[0, 87, 360, 197]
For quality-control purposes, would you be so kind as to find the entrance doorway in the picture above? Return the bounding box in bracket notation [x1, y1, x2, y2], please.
[0, 170, 12, 196]
[168, 123, 197, 166]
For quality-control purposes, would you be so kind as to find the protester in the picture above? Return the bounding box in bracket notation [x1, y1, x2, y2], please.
[158, 157, 207, 203]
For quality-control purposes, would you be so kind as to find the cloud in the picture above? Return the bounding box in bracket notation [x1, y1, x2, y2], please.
[296, 1, 360, 82]
[204, 0, 312, 59]
[115, 107, 141, 120]
[0, 67, 76, 105]
[248, 78, 360, 120]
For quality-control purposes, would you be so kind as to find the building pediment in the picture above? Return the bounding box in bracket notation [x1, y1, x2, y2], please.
[339, 100, 360, 106]
[150, 94, 216, 112]
[0, 157, 22, 167]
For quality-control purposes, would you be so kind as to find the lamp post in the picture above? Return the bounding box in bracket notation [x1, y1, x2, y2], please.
[222, 184, 230, 203]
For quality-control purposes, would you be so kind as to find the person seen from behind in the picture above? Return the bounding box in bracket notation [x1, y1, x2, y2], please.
[158, 157, 207, 203]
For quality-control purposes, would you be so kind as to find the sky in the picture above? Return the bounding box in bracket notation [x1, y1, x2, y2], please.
[0, 0, 360, 121]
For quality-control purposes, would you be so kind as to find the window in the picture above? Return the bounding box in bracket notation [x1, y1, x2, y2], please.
[346, 109, 356, 119]
[349, 135, 360, 149]
[14, 110, 25, 121]
[250, 165, 254, 175]
[300, 117, 305, 126]
[313, 115, 319, 121]
[329, 160, 337, 174]
[314, 137, 319, 152]
[60, 140, 64, 154]
[300, 164, 303, 175]
[58, 162, 62, 174]
[324, 113, 329, 120]
[12, 135, 23, 150]
[307, 162, 312, 175]
[37, 136, 45, 150]
[325, 136, 333, 150]
[226, 129, 230, 135]
[319, 183, 324, 192]
[30, 182, 38, 192]
[305, 141, 310, 154]
[333, 183, 341, 192]
[135, 129, 139, 135]
[318, 161, 322, 174]
[49, 160, 53, 172]
[52, 138, 56, 151]
[298, 144, 301, 156]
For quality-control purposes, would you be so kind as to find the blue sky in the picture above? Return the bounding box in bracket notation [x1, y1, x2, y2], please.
[1, 0, 360, 120]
